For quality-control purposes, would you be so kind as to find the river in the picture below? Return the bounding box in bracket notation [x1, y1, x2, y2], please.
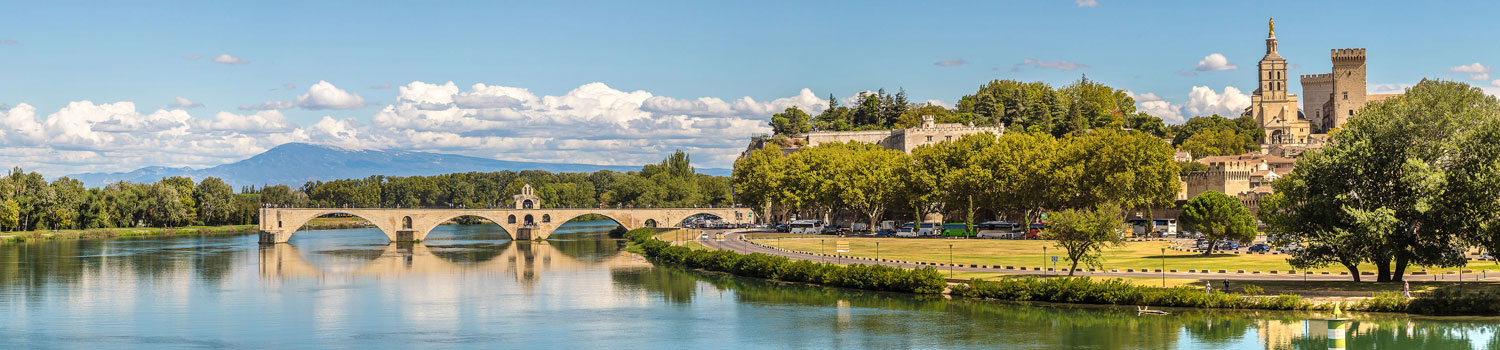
[2, 221, 1498, 349]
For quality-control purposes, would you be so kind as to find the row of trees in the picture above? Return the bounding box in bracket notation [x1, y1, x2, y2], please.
[1262, 80, 1500, 282]
[734, 127, 1180, 248]
[769, 78, 1171, 139]
[0, 151, 732, 232]
[0, 170, 253, 231]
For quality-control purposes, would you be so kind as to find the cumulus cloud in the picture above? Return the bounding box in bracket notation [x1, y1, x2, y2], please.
[1493, 79, 1500, 87]
[241, 81, 367, 111]
[5, 81, 837, 175]
[933, 58, 968, 67]
[1452, 62, 1491, 81]
[1183, 86, 1251, 117]
[1011, 58, 1088, 72]
[1194, 53, 1239, 71]
[1076, 0, 1099, 7]
[1126, 86, 1250, 124]
[168, 96, 202, 108]
[211, 54, 249, 64]
[925, 99, 953, 109]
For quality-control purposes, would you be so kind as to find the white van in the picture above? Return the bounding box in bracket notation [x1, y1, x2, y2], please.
[788, 220, 824, 235]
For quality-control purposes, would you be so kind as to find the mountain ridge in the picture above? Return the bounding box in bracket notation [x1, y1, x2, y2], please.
[65, 143, 731, 187]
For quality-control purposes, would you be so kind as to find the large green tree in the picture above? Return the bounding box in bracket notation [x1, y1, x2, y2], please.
[769, 106, 812, 135]
[1262, 80, 1500, 282]
[1180, 191, 1257, 256]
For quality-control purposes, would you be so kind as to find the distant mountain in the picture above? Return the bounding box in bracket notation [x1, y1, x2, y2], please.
[66, 143, 731, 188]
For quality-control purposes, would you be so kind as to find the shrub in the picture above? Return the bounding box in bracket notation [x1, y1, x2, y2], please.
[1354, 291, 1408, 313]
[622, 227, 945, 294]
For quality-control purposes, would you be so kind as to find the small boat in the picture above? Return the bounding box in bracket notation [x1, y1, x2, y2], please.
[1137, 306, 1170, 316]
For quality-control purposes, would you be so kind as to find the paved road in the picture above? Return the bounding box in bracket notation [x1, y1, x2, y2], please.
[696, 229, 1483, 282]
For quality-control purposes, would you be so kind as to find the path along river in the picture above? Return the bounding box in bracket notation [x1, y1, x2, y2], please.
[3, 222, 1500, 349]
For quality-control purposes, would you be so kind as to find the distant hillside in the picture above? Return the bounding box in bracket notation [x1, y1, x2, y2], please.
[66, 143, 731, 187]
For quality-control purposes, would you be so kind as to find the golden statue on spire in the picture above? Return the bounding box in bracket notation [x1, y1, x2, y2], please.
[1269, 17, 1275, 36]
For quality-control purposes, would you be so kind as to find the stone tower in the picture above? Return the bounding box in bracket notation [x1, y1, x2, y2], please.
[1250, 17, 1308, 145]
[1329, 48, 1367, 130]
[1299, 73, 1333, 131]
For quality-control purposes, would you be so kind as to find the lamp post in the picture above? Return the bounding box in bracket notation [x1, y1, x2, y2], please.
[820, 239, 825, 263]
[949, 243, 954, 278]
[1043, 246, 1048, 277]
[876, 241, 881, 261]
[1160, 247, 1166, 288]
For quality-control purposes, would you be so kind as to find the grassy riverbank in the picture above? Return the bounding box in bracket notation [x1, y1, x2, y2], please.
[625, 228, 947, 294]
[754, 236, 1500, 276]
[0, 217, 371, 244]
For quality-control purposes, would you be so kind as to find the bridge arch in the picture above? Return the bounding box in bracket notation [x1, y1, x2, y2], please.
[267, 209, 403, 243]
[415, 212, 516, 241]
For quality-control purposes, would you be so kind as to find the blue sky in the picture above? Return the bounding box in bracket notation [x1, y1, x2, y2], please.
[2, 0, 1497, 175]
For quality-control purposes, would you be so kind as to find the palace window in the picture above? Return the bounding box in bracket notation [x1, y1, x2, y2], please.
[1343, 92, 1348, 100]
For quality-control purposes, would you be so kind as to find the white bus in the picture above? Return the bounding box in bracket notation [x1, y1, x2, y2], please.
[976, 221, 1023, 239]
[788, 220, 825, 235]
[896, 223, 938, 237]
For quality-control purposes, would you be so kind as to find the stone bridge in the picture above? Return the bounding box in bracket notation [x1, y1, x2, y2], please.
[258, 207, 750, 243]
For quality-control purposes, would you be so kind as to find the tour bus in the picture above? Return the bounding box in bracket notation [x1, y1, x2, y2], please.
[1127, 218, 1179, 237]
[788, 220, 825, 235]
[976, 221, 1023, 239]
[896, 222, 939, 237]
[940, 223, 973, 237]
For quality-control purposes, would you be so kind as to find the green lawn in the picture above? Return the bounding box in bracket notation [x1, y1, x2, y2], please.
[754, 237, 1500, 275]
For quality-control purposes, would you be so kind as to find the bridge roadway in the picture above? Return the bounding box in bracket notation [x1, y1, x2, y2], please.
[258, 207, 751, 244]
[697, 230, 1469, 282]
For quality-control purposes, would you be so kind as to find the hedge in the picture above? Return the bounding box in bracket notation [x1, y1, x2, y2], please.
[625, 228, 946, 294]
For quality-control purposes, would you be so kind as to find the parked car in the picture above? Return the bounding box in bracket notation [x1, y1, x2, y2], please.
[1247, 243, 1271, 253]
[774, 224, 789, 233]
[1217, 241, 1240, 250]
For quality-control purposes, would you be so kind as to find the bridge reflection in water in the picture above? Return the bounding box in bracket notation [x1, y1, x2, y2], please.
[257, 239, 651, 285]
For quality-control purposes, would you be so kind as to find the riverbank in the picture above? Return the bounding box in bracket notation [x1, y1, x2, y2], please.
[0, 217, 371, 245]
[701, 230, 1500, 316]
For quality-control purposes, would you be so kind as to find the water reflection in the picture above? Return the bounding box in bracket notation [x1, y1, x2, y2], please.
[3, 221, 1500, 349]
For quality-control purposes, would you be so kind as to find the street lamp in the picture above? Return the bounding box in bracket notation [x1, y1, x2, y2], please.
[1161, 247, 1166, 288]
[1043, 246, 1048, 277]
[821, 239, 825, 263]
[876, 241, 881, 261]
[949, 243, 954, 278]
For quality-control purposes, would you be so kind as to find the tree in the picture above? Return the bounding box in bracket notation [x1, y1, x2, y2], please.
[769, 106, 812, 135]
[1180, 128, 1252, 159]
[828, 143, 904, 234]
[732, 147, 784, 223]
[1042, 203, 1126, 275]
[978, 132, 1062, 230]
[1170, 115, 1261, 147]
[0, 199, 17, 231]
[1180, 191, 1257, 256]
[1262, 80, 1498, 282]
[195, 177, 234, 225]
[1060, 128, 1179, 232]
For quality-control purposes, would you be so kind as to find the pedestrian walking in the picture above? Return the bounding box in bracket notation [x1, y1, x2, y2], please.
[1403, 281, 1411, 298]
[1222, 279, 1230, 293]
[1205, 281, 1213, 293]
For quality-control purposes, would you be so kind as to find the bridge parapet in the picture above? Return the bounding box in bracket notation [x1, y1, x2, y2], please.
[258, 207, 751, 244]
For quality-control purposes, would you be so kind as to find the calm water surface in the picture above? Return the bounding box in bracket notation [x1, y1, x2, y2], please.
[3, 221, 1500, 349]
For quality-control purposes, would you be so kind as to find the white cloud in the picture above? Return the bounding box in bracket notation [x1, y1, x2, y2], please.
[1, 81, 843, 175]
[925, 99, 953, 109]
[1011, 58, 1088, 72]
[371, 83, 392, 89]
[1125, 90, 1183, 124]
[199, 110, 295, 133]
[184, 54, 201, 61]
[1183, 86, 1251, 117]
[284, 83, 296, 90]
[1076, 0, 1099, 7]
[211, 54, 249, 64]
[1493, 79, 1500, 87]
[1194, 53, 1239, 71]
[1452, 62, 1492, 81]
[1126, 86, 1250, 124]
[168, 96, 202, 108]
[241, 81, 367, 110]
[933, 58, 967, 67]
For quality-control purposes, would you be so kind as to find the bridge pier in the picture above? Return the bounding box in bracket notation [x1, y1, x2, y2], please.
[259, 230, 294, 244]
[513, 227, 539, 241]
[395, 230, 418, 242]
